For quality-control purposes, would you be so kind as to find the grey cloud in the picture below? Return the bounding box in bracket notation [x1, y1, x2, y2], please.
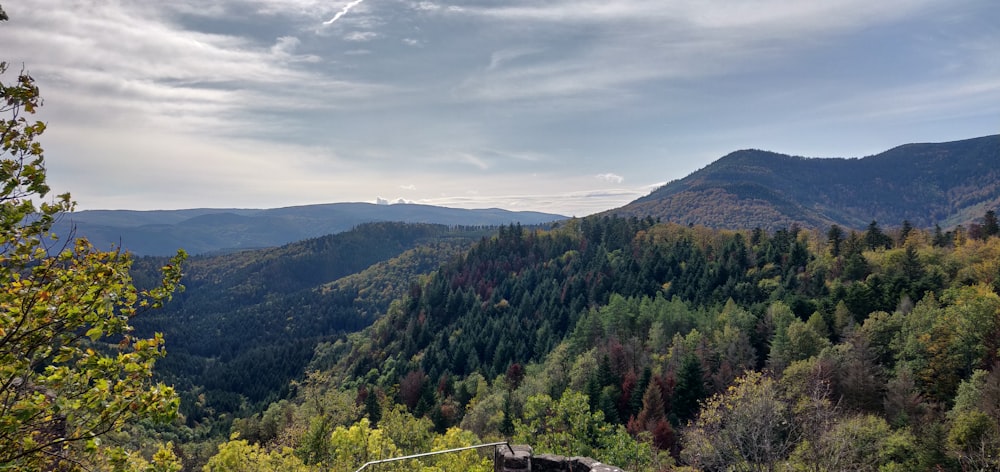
[3, 0, 997, 216]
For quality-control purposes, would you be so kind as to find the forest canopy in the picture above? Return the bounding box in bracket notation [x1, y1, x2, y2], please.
[186, 214, 1000, 471]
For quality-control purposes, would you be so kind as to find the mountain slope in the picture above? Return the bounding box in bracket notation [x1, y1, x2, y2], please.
[129, 222, 489, 422]
[55, 202, 565, 256]
[614, 134, 1000, 230]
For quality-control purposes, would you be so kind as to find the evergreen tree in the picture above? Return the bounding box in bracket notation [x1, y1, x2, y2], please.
[983, 210, 999, 238]
[827, 224, 845, 257]
[864, 220, 892, 250]
[672, 354, 706, 423]
[899, 219, 914, 245]
[933, 223, 949, 247]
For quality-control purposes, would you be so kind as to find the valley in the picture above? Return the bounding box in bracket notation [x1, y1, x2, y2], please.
[109, 138, 1000, 469]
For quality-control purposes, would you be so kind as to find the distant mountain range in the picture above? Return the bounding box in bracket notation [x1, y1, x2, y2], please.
[53, 203, 565, 256]
[53, 135, 1000, 254]
[613, 134, 1000, 230]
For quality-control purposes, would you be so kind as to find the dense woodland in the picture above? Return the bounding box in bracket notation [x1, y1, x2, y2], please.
[108, 209, 1000, 471]
[126, 223, 491, 438]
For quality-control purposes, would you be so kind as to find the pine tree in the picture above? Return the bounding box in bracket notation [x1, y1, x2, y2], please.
[983, 210, 999, 238]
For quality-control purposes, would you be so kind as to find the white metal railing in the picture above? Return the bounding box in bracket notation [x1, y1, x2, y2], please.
[353, 441, 514, 472]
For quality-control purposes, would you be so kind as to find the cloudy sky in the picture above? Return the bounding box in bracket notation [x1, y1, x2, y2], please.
[2, 1, 998, 216]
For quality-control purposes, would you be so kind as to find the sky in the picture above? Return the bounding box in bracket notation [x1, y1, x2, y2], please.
[2, 1, 998, 217]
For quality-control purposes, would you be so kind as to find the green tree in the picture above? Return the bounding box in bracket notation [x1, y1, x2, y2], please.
[681, 372, 797, 472]
[0, 27, 186, 470]
[946, 370, 1000, 470]
[898, 219, 914, 245]
[947, 410, 1000, 470]
[598, 424, 673, 472]
[672, 353, 706, 423]
[827, 224, 845, 257]
[984, 210, 999, 238]
[864, 220, 892, 250]
[421, 427, 494, 472]
[783, 318, 831, 364]
[765, 301, 798, 373]
[788, 414, 916, 472]
[513, 389, 607, 458]
[327, 418, 401, 470]
[378, 403, 435, 455]
[203, 436, 308, 472]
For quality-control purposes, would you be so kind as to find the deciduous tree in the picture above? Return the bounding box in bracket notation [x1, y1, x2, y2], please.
[1, 21, 185, 470]
[681, 372, 797, 472]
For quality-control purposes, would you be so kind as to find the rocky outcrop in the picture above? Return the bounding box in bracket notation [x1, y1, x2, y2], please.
[498, 445, 625, 472]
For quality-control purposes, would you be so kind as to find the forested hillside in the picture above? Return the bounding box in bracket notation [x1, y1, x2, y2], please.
[126, 222, 495, 440]
[616, 134, 1000, 230]
[14, 194, 1000, 470]
[101, 207, 999, 471]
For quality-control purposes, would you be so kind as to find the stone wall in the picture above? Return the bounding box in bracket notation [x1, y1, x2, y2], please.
[498, 445, 625, 472]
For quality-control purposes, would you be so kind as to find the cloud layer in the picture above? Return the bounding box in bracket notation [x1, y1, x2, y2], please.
[1, 0, 998, 216]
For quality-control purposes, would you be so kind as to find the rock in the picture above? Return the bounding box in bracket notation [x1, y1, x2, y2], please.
[532, 453, 567, 471]
[570, 456, 598, 472]
[502, 444, 533, 471]
[497, 444, 624, 472]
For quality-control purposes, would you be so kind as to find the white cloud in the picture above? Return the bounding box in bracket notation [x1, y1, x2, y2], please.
[400, 184, 417, 190]
[271, 36, 301, 55]
[375, 196, 390, 205]
[412, 2, 441, 12]
[596, 173, 625, 184]
[271, 36, 321, 62]
[487, 49, 540, 71]
[344, 31, 378, 42]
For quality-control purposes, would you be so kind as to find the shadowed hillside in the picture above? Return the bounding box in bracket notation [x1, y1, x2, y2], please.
[127, 222, 494, 429]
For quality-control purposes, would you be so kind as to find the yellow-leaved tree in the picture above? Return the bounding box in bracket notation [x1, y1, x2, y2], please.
[0, 8, 186, 470]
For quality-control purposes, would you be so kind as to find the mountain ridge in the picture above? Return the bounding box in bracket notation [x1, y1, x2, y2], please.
[615, 134, 1000, 230]
[54, 202, 566, 256]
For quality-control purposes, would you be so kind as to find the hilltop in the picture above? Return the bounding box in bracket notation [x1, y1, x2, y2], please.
[614, 134, 1000, 230]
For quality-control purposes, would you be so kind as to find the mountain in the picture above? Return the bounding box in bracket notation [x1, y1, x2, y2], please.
[53, 202, 565, 256]
[613, 134, 1000, 230]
